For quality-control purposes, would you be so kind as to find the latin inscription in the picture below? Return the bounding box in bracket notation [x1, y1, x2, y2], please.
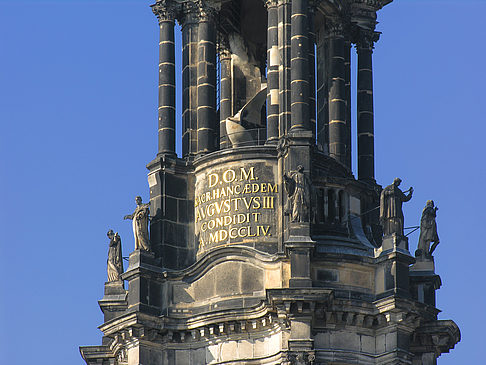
[195, 164, 277, 250]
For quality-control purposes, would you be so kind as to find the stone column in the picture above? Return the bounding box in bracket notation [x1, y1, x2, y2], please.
[152, 2, 176, 156]
[196, 4, 217, 155]
[290, 0, 310, 132]
[266, 0, 279, 144]
[316, 27, 329, 153]
[278, 0, 291, 137]
[181, 3, 199, 159]
[356, 29, 379, 182]
[344, 37, 352, 169]
[308, 2, 316, 140]
[327, 21, 347, 165]
[219, 46, 232, 149]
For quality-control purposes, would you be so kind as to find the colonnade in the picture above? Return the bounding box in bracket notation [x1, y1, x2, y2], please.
[152, 0, 380, 183]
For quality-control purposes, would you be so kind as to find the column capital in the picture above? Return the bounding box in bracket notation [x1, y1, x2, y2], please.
[356, 29, 380, 51]
[325, 18, 345, 37]
[151, 1, 177, 22]
[264, 0, 278, 9]
[179, 1, 199, 25]
[217, 35, 231, 60]
[218, 48, 232, 60]
[197, 0, 217, 22]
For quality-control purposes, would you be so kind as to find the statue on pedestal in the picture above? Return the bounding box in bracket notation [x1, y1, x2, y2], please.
[124, 196, 151, 251]
[106, 230, 123, 282]
[416, 200, 440, 258]
[284, 165, 310, 223]
[380, 178, 413, 236]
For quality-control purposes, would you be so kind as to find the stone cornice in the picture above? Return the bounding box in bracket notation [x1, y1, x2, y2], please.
[410, 320, 461, 356]
[351, 0, 392, 10]
[167, 245, 282, 282]
[99, 308, 281, 350]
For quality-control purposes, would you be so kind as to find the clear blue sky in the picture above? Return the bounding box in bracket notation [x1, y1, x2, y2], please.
[0, 1, 484, 364]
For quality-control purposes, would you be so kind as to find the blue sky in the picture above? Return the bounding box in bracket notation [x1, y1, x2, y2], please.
[0, 1, 484, 364]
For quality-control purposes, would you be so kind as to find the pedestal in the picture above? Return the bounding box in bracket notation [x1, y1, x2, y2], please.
[410, 256, 441, 307]
[98, 280, 127, 323]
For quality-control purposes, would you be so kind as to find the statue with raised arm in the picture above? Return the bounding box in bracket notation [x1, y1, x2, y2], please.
[416, 200, 440, 258]
[380, 178, 413, 236]
[107, 230, 123, 282]
[284, 165, 310, 223]
[124, 196, 151, 251]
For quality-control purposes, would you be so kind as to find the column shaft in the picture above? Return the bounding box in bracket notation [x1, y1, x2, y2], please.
[196, 10, 217, 155]
[308, 5, 316, 140]
[278, 0, 291, 137]
[266, 0, 279, 143]
[357, 31, 378, 182]
[152, 4, 176, 156]
[344, 39, 352, 169]
[328, 25, 347, 164]
[290, 0, 310, 131]
[181, 7, 199, 158]
[157, 19, 176, 155]
[316, 29, 329, 153]
[219, 49, 232, 149]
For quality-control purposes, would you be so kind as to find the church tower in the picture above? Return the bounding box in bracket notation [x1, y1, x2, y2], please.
[80, 0, 460, 364]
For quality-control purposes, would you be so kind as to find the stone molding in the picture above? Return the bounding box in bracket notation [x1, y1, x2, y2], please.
[410, 320, 461, 357]
[351, 0, 391, 9]
[287, 350, 316, 365]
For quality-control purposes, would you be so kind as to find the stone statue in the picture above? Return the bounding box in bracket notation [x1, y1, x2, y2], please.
[284, 165, 310, 223]
[379, 178, 413, 236]
[124, 196, 151, 251]
[107, 230, 123, 282]
[416, 200, 440, 258]
[225, 85, 267, 147]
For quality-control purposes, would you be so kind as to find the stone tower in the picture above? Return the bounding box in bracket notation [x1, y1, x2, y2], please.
[80, 0, 460, 364]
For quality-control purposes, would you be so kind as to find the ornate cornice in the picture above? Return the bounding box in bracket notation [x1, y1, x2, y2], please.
[410, 320, 461, 356]
[351, 0, 391, 10]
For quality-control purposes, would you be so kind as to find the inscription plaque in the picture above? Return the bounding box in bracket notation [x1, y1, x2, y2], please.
[195, 161, 278, 252]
